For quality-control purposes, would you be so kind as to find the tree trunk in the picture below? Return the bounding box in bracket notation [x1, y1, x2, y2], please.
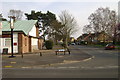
[55, 35, 58, 45]
[113, 33, 116, 45]
[65, 37, 68, 48]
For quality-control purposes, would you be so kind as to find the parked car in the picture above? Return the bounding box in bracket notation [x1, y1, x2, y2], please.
[76, 42, 81, 45]
[71, 43, 76, 45]
[105, 43, 115, 50]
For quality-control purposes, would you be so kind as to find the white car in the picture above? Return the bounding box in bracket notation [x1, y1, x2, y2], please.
[71, 43, 76, 45]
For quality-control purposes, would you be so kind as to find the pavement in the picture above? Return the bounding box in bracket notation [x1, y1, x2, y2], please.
[2, 45, 92, 69]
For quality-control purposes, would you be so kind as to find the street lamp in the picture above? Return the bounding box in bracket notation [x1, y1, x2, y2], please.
[8, 16, 16, 58]
[0, 17, 2, 54]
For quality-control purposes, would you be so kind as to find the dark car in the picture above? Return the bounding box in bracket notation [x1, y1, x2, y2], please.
[105, 43, 115, 50]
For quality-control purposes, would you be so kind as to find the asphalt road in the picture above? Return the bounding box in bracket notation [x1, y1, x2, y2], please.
[2, 45, 119, 78]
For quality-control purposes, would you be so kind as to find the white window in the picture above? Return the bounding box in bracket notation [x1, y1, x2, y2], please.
[5, 38, 11, 46]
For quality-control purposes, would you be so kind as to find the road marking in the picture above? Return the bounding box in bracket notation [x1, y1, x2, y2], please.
[63, 60, 80, 63]
[106, 66, 119, 68]
[82, 56, 94, 62]
[3, 65, 119, 70]
[4, 66, 13, 68]
[10, 62, 16, 64]
[21, 67, 31, 69]
[58, 56, 64, 57]
[57, 67, 67, 69]
[68, 67, 79, 69]
[25, 65, 119, 70]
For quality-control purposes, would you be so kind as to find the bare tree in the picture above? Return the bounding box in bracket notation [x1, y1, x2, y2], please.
[59, 10, 77, 48]
[83, 24, 93, 33]
[85, 7, 117, 42]
[8, 9, 23, 20]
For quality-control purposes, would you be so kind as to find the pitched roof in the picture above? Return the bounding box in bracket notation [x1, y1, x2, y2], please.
[83, 33, 91, 41]
[2, 20, 37, 35]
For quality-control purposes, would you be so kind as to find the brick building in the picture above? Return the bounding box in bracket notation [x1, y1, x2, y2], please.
[1, 20, 43, 54]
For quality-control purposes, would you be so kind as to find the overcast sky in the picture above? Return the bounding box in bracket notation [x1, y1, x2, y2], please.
[0, 0, 119, 39]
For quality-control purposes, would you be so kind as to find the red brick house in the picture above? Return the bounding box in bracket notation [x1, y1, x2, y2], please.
[77, 32, 112, 44]
[1, 20, 43, 54]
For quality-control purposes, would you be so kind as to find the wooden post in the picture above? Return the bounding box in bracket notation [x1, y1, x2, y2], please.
[64, 51, 65, 55]
[21, 53, 23, 58]
[39, 52, 42, 56]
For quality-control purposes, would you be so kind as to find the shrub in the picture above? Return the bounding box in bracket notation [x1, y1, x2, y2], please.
[45, 40, 53, 49]
[115, 42, 120, 45]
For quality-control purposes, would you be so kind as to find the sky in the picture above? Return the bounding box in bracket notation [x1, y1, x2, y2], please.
[0, 0, 119, 39]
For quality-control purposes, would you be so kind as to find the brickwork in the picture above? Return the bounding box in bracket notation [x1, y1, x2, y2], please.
[36, 26, 39, 37]
[29, 36, 32, 52]
[18, 33, 22, 53]
[22, 34, 29, 53]
[38, 39, 43, 50]
[18, 33, 29, 53]
[18, 33, 43, 53]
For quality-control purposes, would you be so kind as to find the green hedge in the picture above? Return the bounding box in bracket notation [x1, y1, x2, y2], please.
[45, 40, 53, 49]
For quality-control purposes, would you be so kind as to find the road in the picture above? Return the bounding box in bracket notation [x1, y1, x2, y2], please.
[2, 45, 119, 78]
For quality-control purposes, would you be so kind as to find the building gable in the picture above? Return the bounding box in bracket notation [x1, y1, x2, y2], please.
[2, 20, 37, 35]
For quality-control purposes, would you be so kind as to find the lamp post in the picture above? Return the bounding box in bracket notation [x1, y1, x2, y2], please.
[0, 17, 2, 54]
[8, 16, 16, 58]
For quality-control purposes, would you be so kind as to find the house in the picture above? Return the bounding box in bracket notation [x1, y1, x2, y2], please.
[77, 33, 94, 42]
[70, 37, 75, 42]
[77, 32, 112, 44]
[1, 20, 43, 54]
[77, 35, 82, 41]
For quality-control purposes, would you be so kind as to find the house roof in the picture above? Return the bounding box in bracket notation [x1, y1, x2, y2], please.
[83, 33, 91, 41]
[2, 20, 37, 35]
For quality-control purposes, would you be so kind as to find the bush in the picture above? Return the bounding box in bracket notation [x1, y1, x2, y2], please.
[80, 41, 88, 45]
[45, 40, 53, 49]
[115, 42, 120, 45]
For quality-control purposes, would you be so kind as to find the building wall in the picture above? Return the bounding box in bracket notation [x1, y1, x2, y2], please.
[29, 25, 36, 37]
[31, 38, 38, 52]
[29, 36, 32, 52]
[38, 39, 43, 50]
[18, 33, 29, 53]
[18, 33, 22, 53]
[1, 25, 43, 54]
[13, 33, 18, 53]
[36, 26, 39, 37]
[2, 33, 18, 53]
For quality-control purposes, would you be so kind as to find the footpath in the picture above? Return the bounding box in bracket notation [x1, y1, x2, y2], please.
[2, 45, 92, 68]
